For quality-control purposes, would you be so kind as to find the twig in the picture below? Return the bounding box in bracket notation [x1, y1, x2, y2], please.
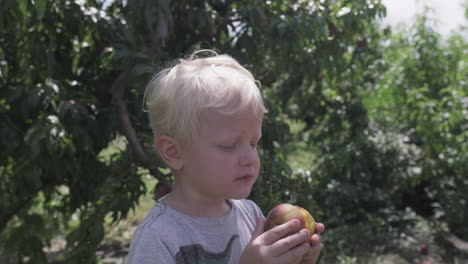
[110, 71, 171, 188]
[445, 233, 468, 253]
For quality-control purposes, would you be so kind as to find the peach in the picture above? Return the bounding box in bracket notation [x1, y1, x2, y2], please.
[264, 203, 316, 234]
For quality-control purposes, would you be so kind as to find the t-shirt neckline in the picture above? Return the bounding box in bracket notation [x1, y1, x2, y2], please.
[158, 196, 236, 227]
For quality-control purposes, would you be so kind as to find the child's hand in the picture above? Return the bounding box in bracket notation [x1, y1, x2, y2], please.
[240, 218, 311, 264]
[299, 223, 325, 264]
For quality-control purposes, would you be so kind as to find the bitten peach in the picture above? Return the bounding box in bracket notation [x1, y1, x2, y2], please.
[264, 203, 316, 234]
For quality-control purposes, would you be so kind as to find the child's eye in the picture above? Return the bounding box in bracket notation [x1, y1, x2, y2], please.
[251, 139, 261, 149]
[219, 142, 238, 150]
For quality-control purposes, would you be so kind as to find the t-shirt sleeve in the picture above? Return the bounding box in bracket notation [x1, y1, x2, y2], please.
[127, 227, 175, 264]
[243, 199, 266, 220]
[254, 201, 265, 219]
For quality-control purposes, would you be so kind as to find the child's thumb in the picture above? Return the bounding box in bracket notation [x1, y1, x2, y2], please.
[251, 217, 265, 239]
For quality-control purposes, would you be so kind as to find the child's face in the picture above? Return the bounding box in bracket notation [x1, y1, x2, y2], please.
[180, 108, 262, 201]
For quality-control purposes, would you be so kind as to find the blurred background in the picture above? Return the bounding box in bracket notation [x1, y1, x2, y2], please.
[0, 0, 467, 263]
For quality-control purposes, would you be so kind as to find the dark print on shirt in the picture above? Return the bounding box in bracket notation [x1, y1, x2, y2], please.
[174, 234, 239, 264]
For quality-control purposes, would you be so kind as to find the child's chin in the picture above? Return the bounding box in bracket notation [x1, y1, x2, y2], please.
[229, 189, 252, 200]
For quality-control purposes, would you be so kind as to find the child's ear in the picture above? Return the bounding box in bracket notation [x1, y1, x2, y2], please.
[155, 136, 184, 170]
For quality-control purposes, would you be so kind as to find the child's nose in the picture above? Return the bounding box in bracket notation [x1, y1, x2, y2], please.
[239, 146, 259, 166]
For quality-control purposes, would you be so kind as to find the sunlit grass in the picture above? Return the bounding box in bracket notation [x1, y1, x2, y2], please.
[97, 174, 157, 263]
[102, 174, 157, 244]
[283, 118, 316, 172]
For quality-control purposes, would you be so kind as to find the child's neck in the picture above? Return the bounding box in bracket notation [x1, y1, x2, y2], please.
[164, 186, 231, 218]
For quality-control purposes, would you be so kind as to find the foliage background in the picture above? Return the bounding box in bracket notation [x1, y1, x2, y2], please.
[0, 0, 467, 263]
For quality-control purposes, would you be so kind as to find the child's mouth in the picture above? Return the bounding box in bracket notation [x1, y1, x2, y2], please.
[235, 175, 253, 182]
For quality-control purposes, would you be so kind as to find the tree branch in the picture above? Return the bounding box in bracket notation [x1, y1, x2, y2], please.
[110, 71, 171, 188]
[109, 0, 174, 189]
[445, 233, 468, 253]
[149, 0, 171, 55]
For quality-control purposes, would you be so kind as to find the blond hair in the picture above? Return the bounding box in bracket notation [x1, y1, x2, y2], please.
[144, 50, 267, 147]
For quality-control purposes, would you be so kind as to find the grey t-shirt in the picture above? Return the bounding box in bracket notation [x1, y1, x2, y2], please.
[127, 197, 264, 264]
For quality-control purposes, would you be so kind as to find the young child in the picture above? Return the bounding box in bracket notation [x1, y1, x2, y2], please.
[127, 50, 324, 264]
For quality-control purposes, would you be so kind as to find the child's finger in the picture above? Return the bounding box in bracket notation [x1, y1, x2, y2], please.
[310, 233, 321, 245]
[261, 219, 302, 245]
[310, 242, 323, 257]
[268, 228, 310, 256]
[277, 241, 311, 263]
[251, 217, 265, 241]
[301, 242, 323, 263]
[315, 223, 325, 233]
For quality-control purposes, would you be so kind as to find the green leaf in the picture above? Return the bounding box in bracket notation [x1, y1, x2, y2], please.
[35, 0, 47, 19]
[18, 0, 27, 17]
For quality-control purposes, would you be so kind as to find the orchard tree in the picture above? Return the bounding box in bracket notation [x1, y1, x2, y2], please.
[1, 1, 150, 262]
[365, 14, 468, 240]
[0, 0, 423, 262]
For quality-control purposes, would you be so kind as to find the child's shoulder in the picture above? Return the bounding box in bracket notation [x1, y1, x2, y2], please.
[230, 199, 264, 219]
[136, 201, 180, 233]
